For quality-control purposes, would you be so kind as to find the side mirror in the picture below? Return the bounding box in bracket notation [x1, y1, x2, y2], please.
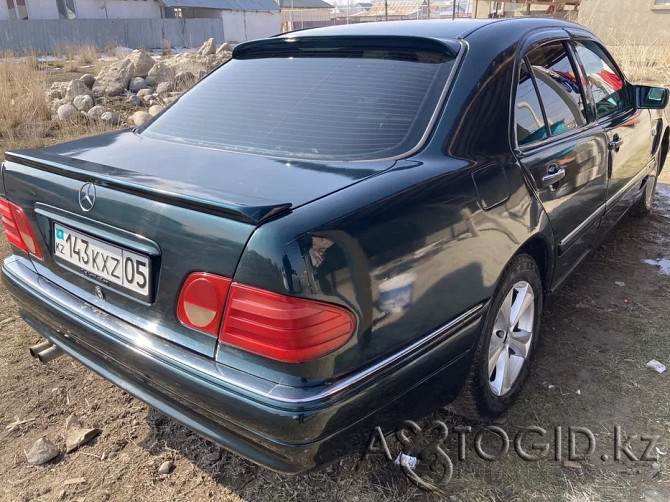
[635, 85, 669, 109]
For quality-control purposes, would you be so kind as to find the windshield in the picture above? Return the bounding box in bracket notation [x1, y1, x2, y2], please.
[142, 37, 459, 161]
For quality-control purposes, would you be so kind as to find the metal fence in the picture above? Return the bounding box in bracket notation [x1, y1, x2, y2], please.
[0, 18, 225, 53]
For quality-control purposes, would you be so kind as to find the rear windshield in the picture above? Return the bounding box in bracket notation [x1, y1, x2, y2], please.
[142, 37, 458, 161]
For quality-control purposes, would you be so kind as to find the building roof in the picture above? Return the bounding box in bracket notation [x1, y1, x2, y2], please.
[350, 0, 427, 17]
[160, 0, 279, 11]
[278, 0, 333, 8]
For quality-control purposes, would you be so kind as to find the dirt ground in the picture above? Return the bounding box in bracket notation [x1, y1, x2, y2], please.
[1, 172, 670, 502]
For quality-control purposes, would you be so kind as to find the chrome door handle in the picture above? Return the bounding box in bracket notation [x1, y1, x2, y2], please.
[609, 135, 624, 151]
[542, 165, 565, 188]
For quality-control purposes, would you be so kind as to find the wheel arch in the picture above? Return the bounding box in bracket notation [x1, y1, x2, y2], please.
[517, 234, 554, 297]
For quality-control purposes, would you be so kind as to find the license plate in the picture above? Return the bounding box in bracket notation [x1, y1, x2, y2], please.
[53, 223, 151, 298]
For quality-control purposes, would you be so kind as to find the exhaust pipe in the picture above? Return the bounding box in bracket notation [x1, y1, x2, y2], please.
[36, 345, 63, 364]
[29, 340, 52, 358]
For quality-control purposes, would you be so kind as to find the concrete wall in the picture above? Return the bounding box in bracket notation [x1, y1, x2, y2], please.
[221, 10, 280, 42]
[578, 0, 670, 45]
[0, 18, 225, 52]
[26, 0, 60, 19]
[73, 0, 163, 19]
[0, 2, 10, 20]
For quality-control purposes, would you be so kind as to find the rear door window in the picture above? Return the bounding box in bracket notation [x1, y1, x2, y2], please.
[572, 40, 629, 119]
[143, 37, 458, 161]
[526, 42, 587, 137]
[515, 59, 549, 146]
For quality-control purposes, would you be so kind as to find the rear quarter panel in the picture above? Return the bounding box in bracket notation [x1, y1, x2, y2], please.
[223, 157, 551, 385]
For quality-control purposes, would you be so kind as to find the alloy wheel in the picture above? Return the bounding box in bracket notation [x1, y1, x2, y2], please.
[487, 281, 535, 397]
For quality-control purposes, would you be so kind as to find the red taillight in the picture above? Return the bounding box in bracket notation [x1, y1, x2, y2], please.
[219, 284, 356, 363]
[177, 273, 232, 336]
[0, 197, 43, 259]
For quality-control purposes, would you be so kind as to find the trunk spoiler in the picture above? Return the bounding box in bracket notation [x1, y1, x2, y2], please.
[4, 150, 291, 224]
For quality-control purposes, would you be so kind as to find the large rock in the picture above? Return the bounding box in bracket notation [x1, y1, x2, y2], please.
[197, 38, 216, 57]
[26, 438, 59, 465]
[175, 71, 196, 90]
[92, 59, 133, 97]
[127, 94, 142, 107]
[131, 111, 153, 127]
[45, 89, 61, 102]
[72, 94, 94, 112]
[126, 50, 155, 78]
[129, 77, 149, 93]
[148, 104, 165, 117]
[79, 74, 95, 89]
[64, 79, 92, 102]
[87, 105, 106, 121]
[57, 104, 77, 121]
[101, 111, 122, 125]
[48, 81, 68, 99]
[156, 81, 173, 95]
[146, 62, 175, 87]
[136, 88, 153, 100]
[216, 42, 232, 55]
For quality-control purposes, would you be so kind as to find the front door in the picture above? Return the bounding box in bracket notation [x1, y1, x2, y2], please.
[571, 40, 654, 234]
[514, 41, 608, 288]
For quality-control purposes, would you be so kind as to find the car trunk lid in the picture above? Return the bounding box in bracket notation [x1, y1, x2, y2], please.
[1, 134, 393, 357]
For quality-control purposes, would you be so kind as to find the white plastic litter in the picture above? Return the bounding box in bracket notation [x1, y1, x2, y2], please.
[646, 360, 667, 374]
[394, 453, 418, 469]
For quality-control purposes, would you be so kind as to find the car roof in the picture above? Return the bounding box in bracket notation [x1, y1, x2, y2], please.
[278, 18, 584, 42]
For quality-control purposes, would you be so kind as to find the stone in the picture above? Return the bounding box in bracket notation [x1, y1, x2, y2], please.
[92, 58, 134, 98]
[64, 79, 92, 102]
[156, 81, 173, 95]
[128, 77, 148, 93]
[162, 96, 178, 106]
[130, 111, 152, 127]
[197, 38, 216, 57]
[26, 438, 59, 465]
[72, 94, 94, 112]
[87, 105, 106, 121]
[158, 460, 173, 474]
[56, 104, 76, 121]
[45, 89, 61, 102]
[127, 94, 142, 107]
[79, 74, 95, 89]
[136, 88, 154, 100]
[64, 414, 102, 453]
[48, 81, 68, 99]
[148, 104, 164, 117]
[216, 42, 232, 55]
[100, 111, 122, 126]
[175, 71, 195, 89]
[126, 50, 156, 78]
[146, 62, 175, 87]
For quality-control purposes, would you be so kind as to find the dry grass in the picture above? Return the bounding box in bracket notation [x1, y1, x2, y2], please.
[608, 42, 670, 85]
[0, 57, 119, 158]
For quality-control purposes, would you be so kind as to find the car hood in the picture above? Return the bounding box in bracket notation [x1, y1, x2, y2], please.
[37, 130, 396, 222]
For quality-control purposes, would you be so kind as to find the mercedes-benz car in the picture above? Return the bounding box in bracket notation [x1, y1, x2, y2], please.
[2, 18, 668, 473]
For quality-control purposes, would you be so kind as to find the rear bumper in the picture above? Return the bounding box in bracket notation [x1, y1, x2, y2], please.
[2, 255, 483, 473]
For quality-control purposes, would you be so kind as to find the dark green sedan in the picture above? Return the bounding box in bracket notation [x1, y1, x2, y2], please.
[1, 18, 668, 473]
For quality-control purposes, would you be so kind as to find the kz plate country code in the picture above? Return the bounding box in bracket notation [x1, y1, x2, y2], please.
[53, 223, 151, 297]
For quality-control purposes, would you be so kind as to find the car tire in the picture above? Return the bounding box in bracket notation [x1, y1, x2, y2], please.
[630, 162, 659, 218]
[450, 253, 542, 419]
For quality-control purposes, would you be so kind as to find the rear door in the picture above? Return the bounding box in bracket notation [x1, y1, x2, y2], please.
[570, 39, 655, 234]
[514, 40, 609, 288]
